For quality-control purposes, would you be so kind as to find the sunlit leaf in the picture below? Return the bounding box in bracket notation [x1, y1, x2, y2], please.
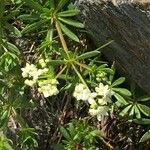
[59, 22, 79, 42]
[58, 9, 80, 17]
[119, 104, 132, 116]
[47, 60, 65, 65]
[59, 126, 71, 140]
[76, 51, 100, 60]
[134, 105, 141, 119]
[138, 104, 150, 117]
[114, 93, 128, 105]
[138, 95, 150, 102]
[56, 0, 69, 12]
[133, 118, 150, 125]
[58, 17, 84, 28]
[22, 20, 48, 34]
[18, 14, 39, 22]
[112, 88, 132, 96]
[111, 77, 125, 87]
[140, 130, 150, 142]
[22, 0, 43, 11]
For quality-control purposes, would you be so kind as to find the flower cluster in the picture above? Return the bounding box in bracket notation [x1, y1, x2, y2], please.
[96, 71, 108, 82]
[73, 83, 112, 121]
[38, 79, 59, 98]
[21, 61, 59, 98]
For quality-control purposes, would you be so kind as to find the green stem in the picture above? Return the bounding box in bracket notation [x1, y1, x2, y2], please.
[55, 65, 67, 79]
[55, 20, 70, 59]
[71, 63, 88, 88]
[74, 61, 92, 71]
[47, 19, 54, 51]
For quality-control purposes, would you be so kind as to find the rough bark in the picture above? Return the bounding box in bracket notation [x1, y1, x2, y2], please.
[76, 0, 150, 94]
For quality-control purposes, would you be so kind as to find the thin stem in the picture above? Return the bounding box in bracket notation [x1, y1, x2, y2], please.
[71, 63, 88, 88]
[55, 20, 70, 59]
[74, 61, 92, 71]
[55, 65, 67, 79]
[101, 138, 113, 150]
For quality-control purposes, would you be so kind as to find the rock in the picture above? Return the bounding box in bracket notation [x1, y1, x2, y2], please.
[76, 0, 150, 93]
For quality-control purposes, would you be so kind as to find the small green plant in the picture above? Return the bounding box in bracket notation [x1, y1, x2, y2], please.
[0, 132, 13, 150]
[58, 120, 102, 150]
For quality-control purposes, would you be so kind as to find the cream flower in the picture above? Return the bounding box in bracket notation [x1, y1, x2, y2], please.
[21, 63, 37, 78]
[95, 83, 112, 103]
[24, 79, 36, 87]
[73, 83, 91, 101]
[97, 98, 107, 105]
[38, 79, 59, 97]
[88, 92, 97, 105]
[89, 106, 109, 121]
[95, 83, 109, 96]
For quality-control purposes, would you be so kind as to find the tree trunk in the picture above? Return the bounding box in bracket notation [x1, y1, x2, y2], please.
[75, 0, 150, 94]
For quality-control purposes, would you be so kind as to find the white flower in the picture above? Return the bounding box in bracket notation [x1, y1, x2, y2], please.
[21, 63, 38, 78]
[38, 79, 59, 97]
[88, 92, 97, 105]
[38, 84, 59, 97]
[95, 83, 109, 96]
[95, 83, 112, 103]
[89, 106, 109, 121]
[97, 98, 107, 105]
[21, 63, 50, 83]
[24, 79, 36, 87]
[73, 83, 91, 101]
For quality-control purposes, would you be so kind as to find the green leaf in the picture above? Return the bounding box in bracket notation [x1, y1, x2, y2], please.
[5, 24, 22, 37]
[13, 98, 35, 109]
[56, 0, 69, 12]
[59, 22, 79, 42]
[95, 40, 114, 51]
[76, 51, 100, 60]
[53, 144, 65, 150]
[5, 9, 20, 20]
[18, 14, 39, 22]
[15, 113, 28, 128]
[59, 126, 71, 140]
[138, 95, 150, 102]
[140, 130, 150, 142]
[47, 60, 65, 66]
[101, 68, 114, 75]
[22, 0, 43, 11]
[138, 104, 150, 117]
[58, 17, 84, 28]
[133, 118, 150, 125]
[58, 48, 68, 59]
[58, 9, 80, 17]
[114, 93, 128, 105]
[11, 26, 22, 37]
[119, 104, 132, 117]
[134, 105, 141, 119]
[111, 77, 125, 87]
[109, 62, 115, 82]
[3, 41, 20, 55]
[129, 106, 134, 118]
[112, 88, 132, 96]
[49, 0, 55, 9]
[68, 122, 76, 137]
[21, 20, 48, 34]
[0, 110, 9, 129]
